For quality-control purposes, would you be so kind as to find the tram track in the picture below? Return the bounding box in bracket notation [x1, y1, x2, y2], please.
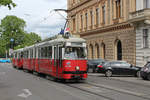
[65, 83, 114, 100]
[109, 77, 150, 88]
[86, 82, 150, 100]
[21, 71, 114, 100]
[14, 69, 150, 100]
[64, 81, 150, 100]
[88, 74, 150, 88]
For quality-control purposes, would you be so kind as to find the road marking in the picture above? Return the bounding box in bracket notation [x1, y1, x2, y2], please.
[18, 89, 32, 98]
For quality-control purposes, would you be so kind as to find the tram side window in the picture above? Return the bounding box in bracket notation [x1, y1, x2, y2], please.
[48, 46, 52, 58]
[30, 49, 33, 59]
[38, 48, 41, 58]
[15, 53, 17, 59]
[18, 53, 20, 59]
[24, 51, 27, 59]
[27, 51, 29, 58]
[21, 52, 23, 58]
[45, 47, 48, 58]
[41, 48, 44, 58]
[54, 46, 58, 60]
[24, 51, 26, 59]
[35, 48, 36, 59]
[54, 46, 58, 66]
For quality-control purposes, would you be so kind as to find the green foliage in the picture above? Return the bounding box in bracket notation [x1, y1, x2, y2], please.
[0, 0, 16, 9]
[0, 38, 7, 57]
[1, 15, 26, 49]
[14, 32, 41, 50]
[0, 15, 41, 57]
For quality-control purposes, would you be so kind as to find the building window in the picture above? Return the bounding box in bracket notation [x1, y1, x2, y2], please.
[143, 29, 149, 48]
[85, 13, 88, 29]
[73, 18, 76, 32]
[96, 8, 100, 26]
[101, 43, 106, 59]
[80, 15, 83, 31]
[102, 5, 106, 24]
[90, 11, 93, 28]
[90, 44, 94, 59]
[107, 0, 111, 24]
[95, 44, 100, 58]
[115, 0, 121, 18]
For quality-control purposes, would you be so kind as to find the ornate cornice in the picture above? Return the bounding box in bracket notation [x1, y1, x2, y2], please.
[78, 22, 132, 37]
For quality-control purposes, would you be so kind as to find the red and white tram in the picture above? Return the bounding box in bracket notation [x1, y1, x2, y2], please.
[12, 48, 23, 69]
[12, 34, 88, 80]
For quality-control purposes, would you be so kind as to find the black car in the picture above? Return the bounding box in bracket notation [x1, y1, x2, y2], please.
[87, 59, 105, 73]
[140, 61, 150, 80]
[97, 61, 141, 77]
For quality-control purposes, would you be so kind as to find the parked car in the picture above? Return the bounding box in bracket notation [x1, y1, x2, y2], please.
[97, 61, 141, 77]
[140, 61, 150, 80]
[96, 61, 108, 73]
[0, 59, 11, 63]
[87, 59, 105, 73]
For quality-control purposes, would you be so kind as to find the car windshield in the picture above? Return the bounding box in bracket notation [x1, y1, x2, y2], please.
[103, 62, 110, 66]
[64, 47, 86, 59]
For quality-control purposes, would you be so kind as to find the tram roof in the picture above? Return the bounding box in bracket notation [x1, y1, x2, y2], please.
[23, 45, 34, 50]
[13, 48, 24, 53]
[36, 35, 86, 47]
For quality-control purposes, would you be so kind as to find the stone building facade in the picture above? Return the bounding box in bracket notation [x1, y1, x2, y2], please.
[129, 0, 150, 66]
[67, 0, 136, 65]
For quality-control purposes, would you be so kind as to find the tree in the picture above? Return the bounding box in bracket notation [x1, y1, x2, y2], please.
[0, 37, 7, 57]
[0, 15, 42, 56]
[25, 32, 41, 45]
[0, 15, 26, 49]
[0, 0, 16, 9]
[14, 32, 41, 50]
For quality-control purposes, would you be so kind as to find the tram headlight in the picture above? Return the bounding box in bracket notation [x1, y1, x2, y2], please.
[76, 66, 80, 70]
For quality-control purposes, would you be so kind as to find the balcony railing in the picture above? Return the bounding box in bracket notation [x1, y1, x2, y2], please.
[129, 8, 150, 22]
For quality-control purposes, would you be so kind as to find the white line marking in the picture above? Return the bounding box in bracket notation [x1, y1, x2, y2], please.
[18, 89, 32, 98]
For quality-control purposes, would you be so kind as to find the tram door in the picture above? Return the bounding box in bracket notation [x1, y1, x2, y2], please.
[33, 47, 36, 70]
[54, 45, 62, 77]
[54, 46, 58, 77]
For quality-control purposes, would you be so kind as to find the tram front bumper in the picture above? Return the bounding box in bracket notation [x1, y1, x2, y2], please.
[63, 71, 87, 79]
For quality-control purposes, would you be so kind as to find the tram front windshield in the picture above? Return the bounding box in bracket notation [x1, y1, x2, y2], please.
[64, 47, 86, 59]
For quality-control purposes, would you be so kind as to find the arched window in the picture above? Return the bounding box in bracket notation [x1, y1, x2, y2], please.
[89, 44, 94, 59]
[95, 44, 100, 58]
[115, 40, 122, 60]
[101, 43, 106, 59]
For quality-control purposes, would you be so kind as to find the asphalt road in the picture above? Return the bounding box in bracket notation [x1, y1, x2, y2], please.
[0, 63, 150, 100]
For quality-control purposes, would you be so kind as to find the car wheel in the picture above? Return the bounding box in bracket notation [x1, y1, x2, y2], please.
[141, 76, 147, 80]
[147, 74, 150, 81]
[105, 70, 112, 77]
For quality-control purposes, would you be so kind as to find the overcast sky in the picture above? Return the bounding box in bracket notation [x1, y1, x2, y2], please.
[0, 0, 67, 39]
